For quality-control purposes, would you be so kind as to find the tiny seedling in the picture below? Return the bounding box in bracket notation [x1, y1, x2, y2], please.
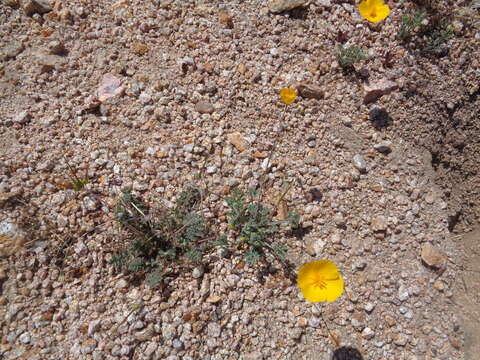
[337, 44, 367, 70]
[398, 11, 454, 56]
[398, 11, 427, 41]
[225, 188, 299, 265]
[61, 154, 90, 191]
[422, 21, 454, 55]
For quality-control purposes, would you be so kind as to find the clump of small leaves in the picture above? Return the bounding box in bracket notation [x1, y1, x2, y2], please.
[72, 178, 90, 191]
[398, 10, 454, 57]
[337, 44, 367, 71]
[422, 20, 453, 55]
[398, 10, 427, 41]
[225, 188, 299, 265]
[111, 185, 209, 287]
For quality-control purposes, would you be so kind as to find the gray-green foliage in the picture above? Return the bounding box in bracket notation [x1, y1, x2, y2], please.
[398, 11, 454, 56]
[398, 11, 427, 41]
[337, 44, 367, 70]
[111, 186, 208, 287]
[225, 188, 299, 265]
[422, 22, 453, 55]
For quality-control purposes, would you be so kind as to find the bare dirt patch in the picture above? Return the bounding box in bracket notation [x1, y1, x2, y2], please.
[453, 227, 480, 360]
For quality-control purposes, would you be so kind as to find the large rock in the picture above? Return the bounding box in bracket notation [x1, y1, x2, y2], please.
[24, 0, 52, 16]
[0, 41, 24, 61]
[421, 243, 447, 269]
[97, 74, 125, 103]
[227, 132, 248, 152]
[268, 0, 309, 14]
[363, 78, 398, 104]
[194, 102, 214, 114]
[292, 82, 324, 100]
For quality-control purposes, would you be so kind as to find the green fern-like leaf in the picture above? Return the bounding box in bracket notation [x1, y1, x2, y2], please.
[272, 245, 288, 261]
[245, 249, 261, 265]
[128, 257, 146, 272]
[146, 269, 162, 288]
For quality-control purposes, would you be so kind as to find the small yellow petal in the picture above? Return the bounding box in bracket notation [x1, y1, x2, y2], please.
[302, 284, 328, 302]
[279, 88, 297, 104]
[325, 277, 344, 302]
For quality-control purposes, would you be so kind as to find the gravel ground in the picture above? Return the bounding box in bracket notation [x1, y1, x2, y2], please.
[1, 0, 479, 359]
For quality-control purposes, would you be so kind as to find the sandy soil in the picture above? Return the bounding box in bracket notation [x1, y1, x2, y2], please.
[1, 0, 479, 359]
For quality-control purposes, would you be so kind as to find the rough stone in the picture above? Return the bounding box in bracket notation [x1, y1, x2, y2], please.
[393, 333, 409, 346]
[292, 82, 324, 100]
[353, 154, 367, 173]
[47, 40, 66, 55]
[13, 111, 31, 125]
[206, 295, 222, 304]
[135, 325, 155, 342]
[362, 327, 375, 340]
[116, 279, 128, 289]
[364, 78, 398, 104]
[227, 132, 248, 152]
[1, 41, 24, 61]
[421, 243, 447, 270]
[351, 313, 365, 330]
[371, 215, 387, 232]
[194, 102, 214, 114]
[192, 266, 204, 279]
[0, 221, 26, 258]
[268, 0, 309, 14]
[172, 339, 184, 350]
[24, 0, 52, 16]
[87, 320, 101, 337]
[398, 285, 410, 301]
[207, 322, 222, 337]
[369, 107, 390, 128]
[18, 332, 31, 344]
[33, 52, 63, 73]
[308, 316, 321, 328]
[98, 74, 124, 103]
[374, 141, 392, 153]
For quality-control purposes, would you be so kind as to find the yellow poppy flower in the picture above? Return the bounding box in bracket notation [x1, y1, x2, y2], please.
[279, 88, 297, 104]
[358, 0, 390, 23]
[297, 260, 344, 302]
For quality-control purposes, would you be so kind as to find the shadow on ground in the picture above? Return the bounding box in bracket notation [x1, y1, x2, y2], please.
[332, 346, 363, 360]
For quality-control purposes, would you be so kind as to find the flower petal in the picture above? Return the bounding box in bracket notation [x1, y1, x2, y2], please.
[325, 277, 344, 302]
[297, 260, 344, 303]
[358, 0, 390, 23]
[312, 260, 341, 280]
[358, 0, 371, 19]
[279, 88, 297, 104]
[301, 284, 327, 302]
[376, 4, 390, 22]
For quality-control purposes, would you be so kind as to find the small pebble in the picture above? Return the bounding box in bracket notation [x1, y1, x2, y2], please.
[19, 332, 31, 344]
[195, 102, 214, 114]
[308, 316, 321, 328]
[373, 141, 392, 153]
[353, 154, 367, 173]
[192, 266, 204, 279]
